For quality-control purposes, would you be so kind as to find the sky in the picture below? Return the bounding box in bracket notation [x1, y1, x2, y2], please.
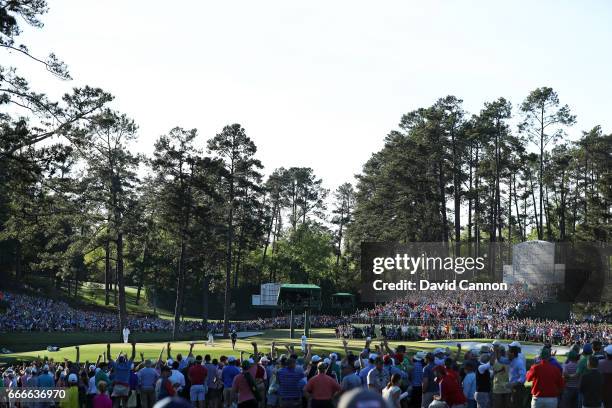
[10, 0, 612, 191]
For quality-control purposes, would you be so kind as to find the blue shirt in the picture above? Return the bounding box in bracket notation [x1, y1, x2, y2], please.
[221, 365, 240, 388]
[463, 372, 476, 400]
[359, 363, 374, 385]
[111, 359, 132, 384]
[205, 364, 218, 387]
[411, 361, 423, 387]
[277, 367, 305, 398]
[500, 355, 526, 384]
[137, 367, 159, 389]
[37, 373, 54, 388]
[422, 363, 439, 393]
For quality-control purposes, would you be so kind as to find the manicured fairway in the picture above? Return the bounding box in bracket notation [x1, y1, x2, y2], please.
[0, 329, 545, 363]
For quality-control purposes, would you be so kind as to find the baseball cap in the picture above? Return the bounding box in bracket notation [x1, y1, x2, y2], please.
[509, 341, 521, 348]
[540, 347, 551, 359]
[311, 355, 321, 363]
[228, 356, 236, 362]
[583, 343, 593, 354]
[259, 356, 269, 364]
[89, 364, 96, 371]
[68, 373, 78, 383]
[605, 345, 612, 355]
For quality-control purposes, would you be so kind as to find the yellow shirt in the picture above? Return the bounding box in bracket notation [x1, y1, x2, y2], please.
[60, 386, 79, 408]
[492, 361, 510, 394]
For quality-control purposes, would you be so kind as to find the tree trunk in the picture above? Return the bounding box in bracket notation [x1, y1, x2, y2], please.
[116, 231, 128, 340]
[104, 240, 111, 306]
[173, 238, 186, 340]
[223, 171, 235, 338]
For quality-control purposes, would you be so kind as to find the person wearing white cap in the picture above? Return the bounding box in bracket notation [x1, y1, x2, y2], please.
[63, 373, 80, 407]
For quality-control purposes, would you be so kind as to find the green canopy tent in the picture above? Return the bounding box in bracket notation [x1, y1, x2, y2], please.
[277, 284, 321, 338]
[331, 292, 355, 313]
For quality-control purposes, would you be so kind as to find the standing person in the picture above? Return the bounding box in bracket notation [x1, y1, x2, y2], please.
[157, 366, 176, 401]
[61, 373, 81, 408]
[501, 344, 526, 408]
[599, 345, 612, 408]
[409, 352, 425, 408]
[232, 360, 259, 408]
[462, 363, 476, 408]
[231, 331, 238, 350]
[107, 342, 136, 408]
[137, 360, 159, 408]
[276, 357, 305, 408]
[525, 347, 564, 408]
[222, 357, 240, 408]
[303, 362, 341, 408]
[367, 357, 389, 394]
[490, 347, 510, 408]
[300, 336, 308, 354]
[382, 373, 402, 408]
[189, 355, 208, 408]
[339, 361, 361, 395]
[475, 354, 492, 408]
[204, 355, 221, 408]
[561, 350, 579, 408]
[93, 381, 113, 408]
[433, 365, 467, 408]
[579, 356, 603, 408]
[421, 353, 438, 408]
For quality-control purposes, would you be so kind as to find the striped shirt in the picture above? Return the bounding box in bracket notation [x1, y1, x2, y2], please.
[277, 367, 305, 398]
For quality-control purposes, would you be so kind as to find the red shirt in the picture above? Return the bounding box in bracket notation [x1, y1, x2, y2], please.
[304, 373, 341, 400]
[439, 373, 466, 406]
[526, 359, 564, 397]
[188, 364, 208, 385]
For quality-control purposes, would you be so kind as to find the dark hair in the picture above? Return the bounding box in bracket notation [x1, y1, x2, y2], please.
[588, 356, 599, 369]
[205, 355, 211, 362]
[386, 373, 401, 388]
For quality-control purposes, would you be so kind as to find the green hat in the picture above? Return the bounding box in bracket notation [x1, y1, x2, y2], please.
[241, 359, 251, 370]
[540, 347, 551, 359]
[567, 350, 578, 360]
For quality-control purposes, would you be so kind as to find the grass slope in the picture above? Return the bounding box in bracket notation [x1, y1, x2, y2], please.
[0, 329, 542, 363]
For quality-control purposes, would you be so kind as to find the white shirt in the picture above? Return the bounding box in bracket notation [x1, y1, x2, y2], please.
[88, 376, 97, 394]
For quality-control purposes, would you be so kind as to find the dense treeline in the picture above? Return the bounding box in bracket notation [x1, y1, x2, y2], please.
[1, 2, 610, 336]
